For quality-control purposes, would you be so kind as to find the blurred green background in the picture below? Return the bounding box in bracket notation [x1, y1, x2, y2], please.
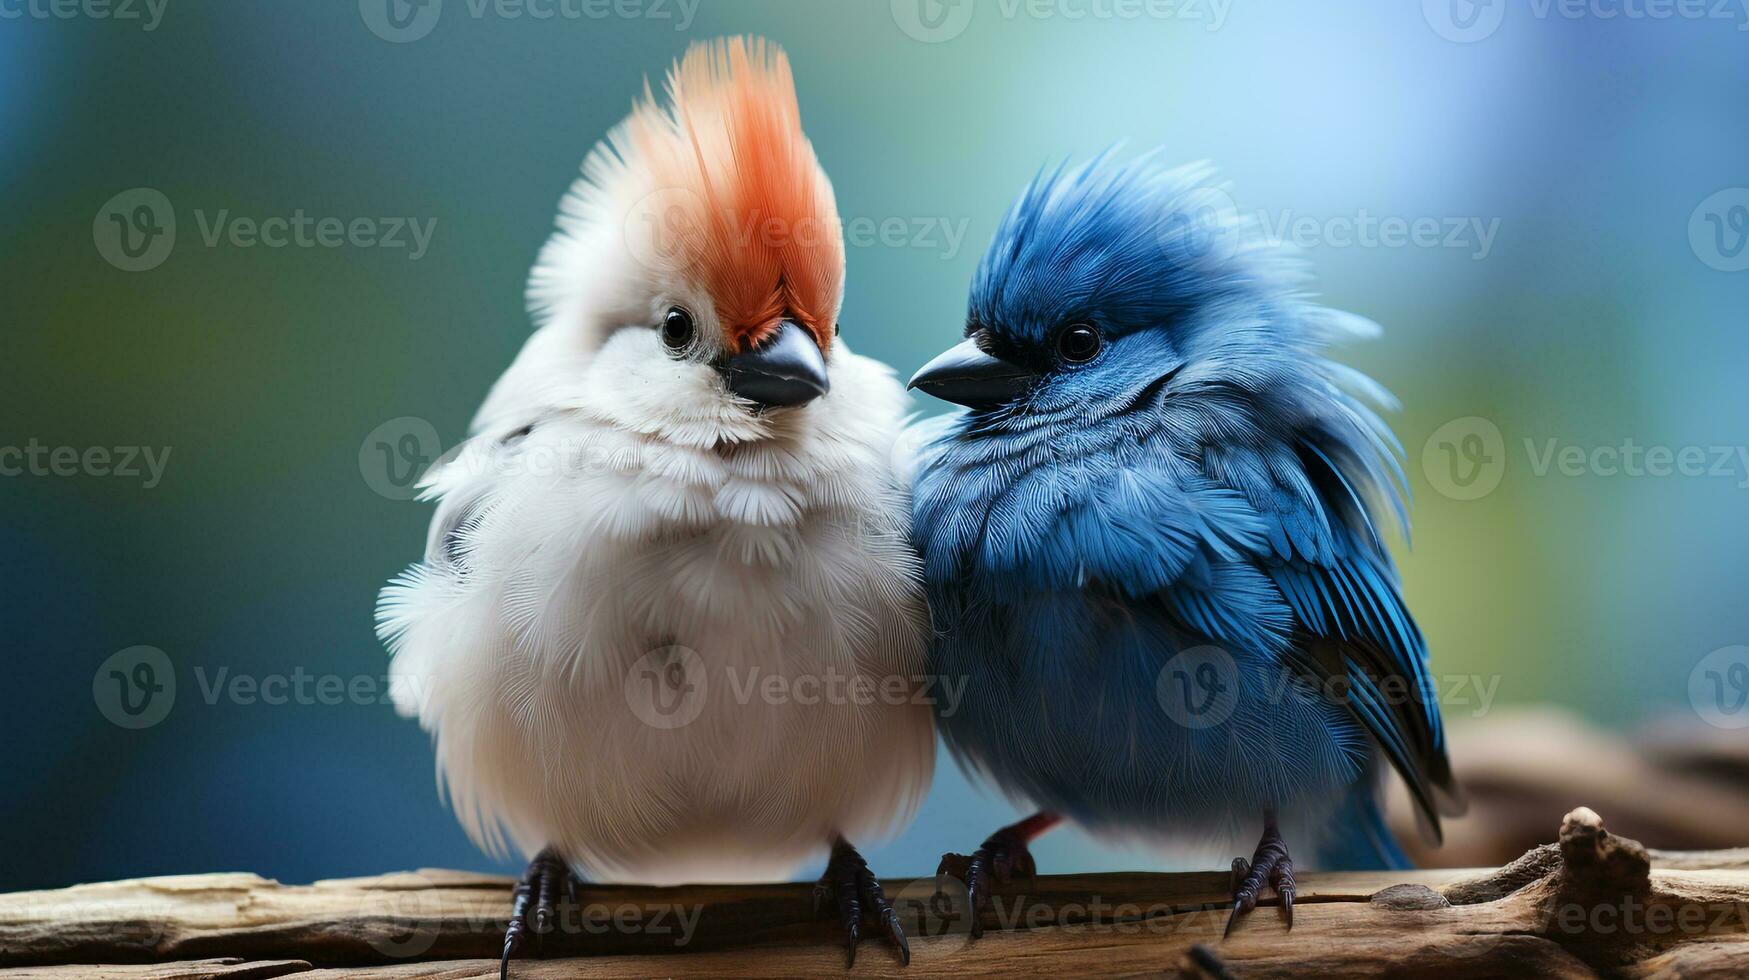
[4, 0, 1747, 890]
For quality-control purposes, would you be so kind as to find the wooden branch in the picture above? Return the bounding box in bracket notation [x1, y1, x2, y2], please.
[3, 809, 1746, 977]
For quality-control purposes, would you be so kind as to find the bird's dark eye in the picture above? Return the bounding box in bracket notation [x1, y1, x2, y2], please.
[662, 307, 695, 351]
[1057, 323, 1102, 364]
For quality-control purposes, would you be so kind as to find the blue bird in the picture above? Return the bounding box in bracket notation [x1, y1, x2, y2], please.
[906, 153, 1462, 936]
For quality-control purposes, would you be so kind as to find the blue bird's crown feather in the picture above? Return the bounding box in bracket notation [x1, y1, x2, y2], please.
[975, 152, 1324, 347]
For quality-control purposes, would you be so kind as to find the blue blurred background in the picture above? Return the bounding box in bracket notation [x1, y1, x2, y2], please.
[4, 1, 1747, 891]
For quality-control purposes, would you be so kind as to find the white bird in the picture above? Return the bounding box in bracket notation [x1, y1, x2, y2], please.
[375, 37, 933, 974]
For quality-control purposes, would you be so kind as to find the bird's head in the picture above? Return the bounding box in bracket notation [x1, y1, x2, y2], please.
[910, 154, 1383, 442]
[525, 37, 842, 419]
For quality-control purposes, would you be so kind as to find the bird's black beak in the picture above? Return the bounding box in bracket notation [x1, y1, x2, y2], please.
[720, 319, 829, 408]
[908, 337, 1039, 408]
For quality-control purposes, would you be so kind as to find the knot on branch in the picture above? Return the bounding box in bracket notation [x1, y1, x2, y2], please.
[1555, 806, 1651, 903]
[1369, 884, 1450, 911]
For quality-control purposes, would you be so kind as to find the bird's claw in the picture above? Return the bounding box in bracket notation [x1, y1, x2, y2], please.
[1223, 818, 1295, 938]
[817, 838, 910, 968]
[936, 822, 1040, 939]
[502, 847, 579, 979]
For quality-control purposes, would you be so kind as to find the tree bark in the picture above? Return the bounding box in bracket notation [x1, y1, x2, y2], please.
[2, 809, 1744, 978]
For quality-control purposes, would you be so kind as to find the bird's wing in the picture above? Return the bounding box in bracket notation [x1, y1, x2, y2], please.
[1132, 419, 1461, 838]
[469, 322, 590, 437]
[412, 419, 548, 570]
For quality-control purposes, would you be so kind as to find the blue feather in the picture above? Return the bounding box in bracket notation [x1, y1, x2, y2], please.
[913, 154, 1460, 867]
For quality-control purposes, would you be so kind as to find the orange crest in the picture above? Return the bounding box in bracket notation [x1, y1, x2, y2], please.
[625, 38, 843, 354]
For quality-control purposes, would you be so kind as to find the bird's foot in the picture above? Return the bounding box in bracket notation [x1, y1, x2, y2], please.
[937, 811, 1061, 939]
[813, 837, 910, 968]
[1224, 813, 1295, 938]
[501, 846, 580, 980]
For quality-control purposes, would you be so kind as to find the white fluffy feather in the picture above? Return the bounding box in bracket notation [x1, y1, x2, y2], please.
[379, 333, 933, 884]
[377, 40, 932, 882]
